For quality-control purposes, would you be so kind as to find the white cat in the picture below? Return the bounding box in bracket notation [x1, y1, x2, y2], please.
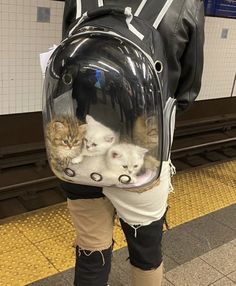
[72, 115, 118, 164]
[72, 155, 114, 185]
[72, 143, 148, 185]
[104, 143, 148, 184]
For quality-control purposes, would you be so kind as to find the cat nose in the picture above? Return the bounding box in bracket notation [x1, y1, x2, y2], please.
[128, 170, 132, 174]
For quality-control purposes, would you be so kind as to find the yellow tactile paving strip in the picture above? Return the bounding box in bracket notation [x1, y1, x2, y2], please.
[0, 160, 236, 286]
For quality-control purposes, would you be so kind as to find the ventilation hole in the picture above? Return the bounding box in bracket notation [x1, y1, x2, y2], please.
[90, 172, 103, 182]
[64, 168, 75, 177]
[119, 175, 131, 184]
[155, 61, 163, 73]
[62, 73, 73, 85]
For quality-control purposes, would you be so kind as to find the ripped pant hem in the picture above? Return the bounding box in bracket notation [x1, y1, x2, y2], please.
[76, 244, 113, 267]
[75, 242, 113, 252]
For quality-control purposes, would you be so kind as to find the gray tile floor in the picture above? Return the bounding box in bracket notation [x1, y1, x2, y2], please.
[165, 241, 236, 286]
[28, 204, 236, 286]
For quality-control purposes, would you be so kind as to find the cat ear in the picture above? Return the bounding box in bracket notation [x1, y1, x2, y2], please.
[111, 151, 122, 159]
[137, 146, 148, 157]
[145, 116, 156, 127]
[52, 121, 66, 132]
[86, 115, 96, 124]
[104, 135, 114, 143]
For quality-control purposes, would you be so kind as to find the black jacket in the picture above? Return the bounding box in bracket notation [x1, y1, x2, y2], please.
[61, 0, 205, 199]
[62, 0, 205, 113]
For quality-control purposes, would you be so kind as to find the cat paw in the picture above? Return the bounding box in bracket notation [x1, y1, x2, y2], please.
[56, 158, 69, 169]
[71, 156, 83, 164]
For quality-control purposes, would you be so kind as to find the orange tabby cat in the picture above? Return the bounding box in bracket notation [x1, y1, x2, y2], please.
[45, 116, 86, 172]
[133, 115, 160, 170]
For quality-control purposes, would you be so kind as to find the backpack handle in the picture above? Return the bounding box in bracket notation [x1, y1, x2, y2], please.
[86, 6, 130, 20]
[69, 6, 144, 40]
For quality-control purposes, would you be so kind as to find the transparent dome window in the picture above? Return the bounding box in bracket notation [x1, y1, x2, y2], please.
[42, 33, 163, 190]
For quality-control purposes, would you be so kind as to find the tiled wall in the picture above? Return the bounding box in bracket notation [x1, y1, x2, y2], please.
[0, 0, 64, 115]
[198, 17, 236, 100]
[0, 1, 236, 115]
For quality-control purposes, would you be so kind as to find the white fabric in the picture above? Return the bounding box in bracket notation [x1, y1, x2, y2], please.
[103, 161, 171, 227]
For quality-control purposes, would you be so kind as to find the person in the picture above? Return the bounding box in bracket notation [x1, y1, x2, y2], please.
[60, 1, 205, 285]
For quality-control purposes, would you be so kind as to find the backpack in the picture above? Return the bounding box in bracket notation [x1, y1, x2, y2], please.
[42, 0, 176, 192]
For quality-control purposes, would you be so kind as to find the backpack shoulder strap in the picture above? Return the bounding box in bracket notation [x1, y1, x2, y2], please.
[76, 0, 104, 19]
[134, 0, 174, 29]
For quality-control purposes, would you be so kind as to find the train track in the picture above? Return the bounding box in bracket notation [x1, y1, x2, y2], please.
[1, 125, 236, 219]
[172, 128, 236, 170]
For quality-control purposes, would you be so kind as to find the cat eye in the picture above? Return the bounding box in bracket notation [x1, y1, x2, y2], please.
[122, 165, 128, 169]
[62, 140, 69, 145]
[74, 140, 80, 144]
[92, 143, 97, 147]
[134, 165, 138, 168]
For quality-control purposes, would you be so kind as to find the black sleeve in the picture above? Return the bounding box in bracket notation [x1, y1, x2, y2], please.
[62, 0, 77, 39]
[175, 0, 205, 113]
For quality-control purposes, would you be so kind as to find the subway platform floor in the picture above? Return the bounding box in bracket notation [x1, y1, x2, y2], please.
[1, 160, 236, 286]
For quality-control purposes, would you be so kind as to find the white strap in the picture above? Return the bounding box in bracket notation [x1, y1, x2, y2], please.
[69, 11, 88, 36]
[76, 0, 82, 19]
[125, 7, 144, 41]
[134, 0, 148, 16]
[98, 0, 104, 7]
[153, 0, 174, 29]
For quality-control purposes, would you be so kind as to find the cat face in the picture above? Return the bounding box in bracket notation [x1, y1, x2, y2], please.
[133, 115, 158, 150]
[106, 143, 148, 176]
[83, 115, 116, 156]
[47, 118, 86, 152]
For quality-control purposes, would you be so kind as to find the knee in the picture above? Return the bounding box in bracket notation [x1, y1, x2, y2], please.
[129, 249, 162, 271]
[67, 198, 114, 250]
[74, 245, 112, 286]
[120, 218, 164, 271]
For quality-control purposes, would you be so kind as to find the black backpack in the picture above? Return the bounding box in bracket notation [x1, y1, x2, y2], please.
[42, 0, 176, 191]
